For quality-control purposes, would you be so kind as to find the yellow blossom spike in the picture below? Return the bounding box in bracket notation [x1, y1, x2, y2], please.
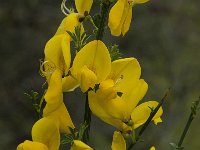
[131, 101, 163, 129]
[44, 69, 63, 105]
[75, 0, 93, 14]
[111, 131, 126, 150]
[32, 117, 60, 150]
[17, 140, 48, 150]
[71, 40, 111, 92]
[55, 13, 82, 36]
[43, 102, 75, 134]
[70, 140, 93, 150]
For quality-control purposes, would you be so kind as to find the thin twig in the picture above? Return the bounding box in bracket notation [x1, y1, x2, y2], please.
[128, 89, 170, 150]
[176, 97, 200, 149]
[82, 92, 92, 143]
[96, 0, 111, 40]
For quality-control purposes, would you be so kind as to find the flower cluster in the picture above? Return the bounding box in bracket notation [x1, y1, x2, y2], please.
[17, 0, 163, 150]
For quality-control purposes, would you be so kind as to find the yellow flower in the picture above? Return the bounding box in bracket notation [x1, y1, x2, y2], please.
[42, 12, 84, 134]
[70, 40, 111, 92]
[17, 140, 48, 150]
[111, 131, 156, 150]
[43, 101, 75, 134]
[55, 13, 84, 36]
[131, 101, 163, 128]
[43, 69, 75, 133]
[88, 58, 163, 131]
[44, 13, 83, 80]
[150, 146, 156, 150]
[111, 131, 126, 150]
[61, 0, 93, 16]
[70, 140, 93, 150]
[75, 0, 93, 15]
[44, 69, 63, 105]
[108, 0, 149, 36]
[17, 117, 60, 150]
[32, 117, 60, 150]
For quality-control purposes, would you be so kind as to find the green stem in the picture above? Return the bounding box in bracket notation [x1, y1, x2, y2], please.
[82, 0, 112, 144]
[177, 97, 200, 149]
[83, 92, 91, 143]
[127, 143, 134, 150]
[96, 0, 111, 40]
[88, 16, 98, 30]
[177, 113, 193, 148]
[127, 89, 170, 150]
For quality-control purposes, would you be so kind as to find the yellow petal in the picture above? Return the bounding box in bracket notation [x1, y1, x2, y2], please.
[61, 35, 71, 75]
[62, 75, 79, 92]
[104, 96, 129, 121]
[17, 140, 48, 150]
[89, 90, 129, 122]
[89, 91, 131, 131]
[43, 102, 75, 134]
[44, 69, 63, 104]
[98, 79, 117, 100]
[108, 0, 126, 36]
[109, 58, 141, 94]
[150, 146, 156, 150]
[109, 0, 134, 36]
[44, 35, 66, 74]
[70, 140, 93, 150]
[71, 40, 111, 91]
[131, 101, 163, 129]
[78, 65, 97, 92]
[101, 117, 131, 132]
[111, 131, 126, 150]
[122, 5, 132, 36]
[88, 90, 112, 119]
[154, 117, 162, 125]
[133, 0, 150, 4]
[32, 117, 60, 150]
[122, 79, 148, 115]
[55, 13, 81, 35]
[75, 0, 93, 14]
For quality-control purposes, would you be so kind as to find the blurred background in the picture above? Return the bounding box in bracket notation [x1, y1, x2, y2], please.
[0, 0, 200, 149]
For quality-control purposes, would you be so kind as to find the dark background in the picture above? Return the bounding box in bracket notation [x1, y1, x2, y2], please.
[0, 0, 200, 149]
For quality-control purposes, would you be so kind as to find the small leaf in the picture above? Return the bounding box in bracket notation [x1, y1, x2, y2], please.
[66, 26, 91, 52]
[170, 142, 177, 148]
[108, 44, 122, 61]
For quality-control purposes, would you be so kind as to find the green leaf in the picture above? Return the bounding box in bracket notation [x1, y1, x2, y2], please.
[24, 90, 46, 119]
[66, 26, 91, 52]
[108, 44, 122, 61]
